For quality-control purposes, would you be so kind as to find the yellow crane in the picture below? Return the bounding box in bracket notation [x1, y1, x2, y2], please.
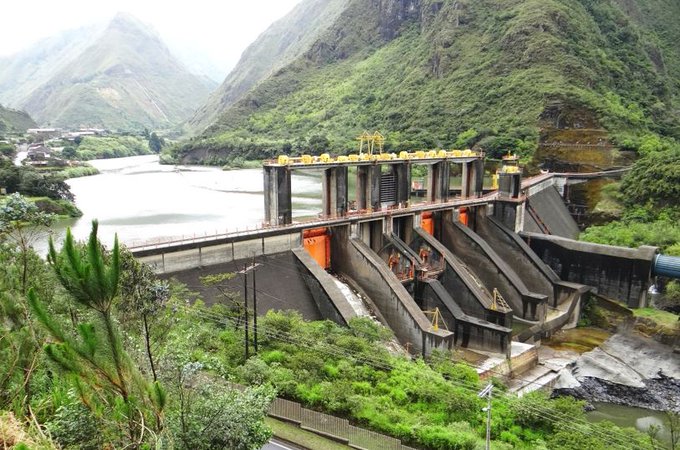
[357, 131, 385, 156]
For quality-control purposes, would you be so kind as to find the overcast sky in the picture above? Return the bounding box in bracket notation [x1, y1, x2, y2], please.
[0, 0, 303, 78]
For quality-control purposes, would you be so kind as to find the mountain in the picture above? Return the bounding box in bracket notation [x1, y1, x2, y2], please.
[187, 0, 350, 133]
[176, 0, 680, 163]
[0, 13, 216, 131]
[0, 23, 106, 108]
[0, 104, 36, 134]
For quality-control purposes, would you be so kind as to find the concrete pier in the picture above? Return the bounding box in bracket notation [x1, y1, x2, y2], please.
[264, 165, 292, 226]
[322, 167, 349, 218]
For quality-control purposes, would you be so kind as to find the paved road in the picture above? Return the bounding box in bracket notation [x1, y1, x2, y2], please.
[262, 440, 303, 450]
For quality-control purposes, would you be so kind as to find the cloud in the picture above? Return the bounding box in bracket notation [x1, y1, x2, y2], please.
[0, 0, 302, 75]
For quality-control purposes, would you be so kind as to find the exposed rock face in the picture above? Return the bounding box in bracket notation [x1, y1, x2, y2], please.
[553, 333, 680, 412]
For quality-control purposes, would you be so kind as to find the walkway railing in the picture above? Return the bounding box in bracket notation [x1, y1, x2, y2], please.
[227, 382, 417, 449]
[267, 396, 418, 450]
[127, 193, 498, 253]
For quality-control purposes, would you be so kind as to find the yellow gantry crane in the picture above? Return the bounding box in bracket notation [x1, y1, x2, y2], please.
[357, 131, 385, 156]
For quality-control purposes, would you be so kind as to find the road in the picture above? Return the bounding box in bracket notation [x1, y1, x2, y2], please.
[262, 440, 303, 450]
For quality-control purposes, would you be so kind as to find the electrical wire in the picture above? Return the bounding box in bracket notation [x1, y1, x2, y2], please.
[163, 256, 665, 449]
[173, 304, 655, 450]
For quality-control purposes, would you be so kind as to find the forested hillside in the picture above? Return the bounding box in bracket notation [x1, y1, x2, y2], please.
[0, 104, 35, 134]
[175, 0, 680, 163]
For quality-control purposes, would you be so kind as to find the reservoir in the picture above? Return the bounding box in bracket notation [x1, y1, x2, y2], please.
[51, 155, 322, 249]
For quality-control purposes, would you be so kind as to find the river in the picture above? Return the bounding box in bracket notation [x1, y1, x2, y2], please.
[47, 155, 321, 251]
[587, 402, 674, 444]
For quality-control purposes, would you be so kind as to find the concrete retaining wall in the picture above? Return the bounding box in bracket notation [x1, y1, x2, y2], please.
[523, 232, 656, 308]
[136, 232, 301, 275]
[292, 248, 357, 326]
[440, 220, 547, 321]
[330, 225, 454, 356]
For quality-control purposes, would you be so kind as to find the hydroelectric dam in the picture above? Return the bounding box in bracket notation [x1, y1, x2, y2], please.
[130, 149, 679, 380]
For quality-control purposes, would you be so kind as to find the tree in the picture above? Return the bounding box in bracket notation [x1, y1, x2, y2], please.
[29, 221, 166, 448]
[0, 142, 14, 157]
[0, 193, 54, 294]
[168, 362, 274, 450]
[307, 134, 330, 153]
[148, 132, 164, 153]
[621, 148, 680, 209]
[119, 248, 169, 381]
[61, 145, 77, 159]
[666, 411, 680, 450]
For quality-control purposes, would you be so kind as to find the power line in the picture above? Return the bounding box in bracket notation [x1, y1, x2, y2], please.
[163, 257, 663, 449]
[173, 305, 654, 450]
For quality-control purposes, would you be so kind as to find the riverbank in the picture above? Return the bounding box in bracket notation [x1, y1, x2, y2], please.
[552, 332, 680, 413]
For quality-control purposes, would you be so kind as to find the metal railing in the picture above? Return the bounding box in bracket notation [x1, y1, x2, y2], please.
[267, 396, 418, 450]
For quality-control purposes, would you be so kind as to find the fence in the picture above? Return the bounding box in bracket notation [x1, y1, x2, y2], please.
[267, 396, 418, 450]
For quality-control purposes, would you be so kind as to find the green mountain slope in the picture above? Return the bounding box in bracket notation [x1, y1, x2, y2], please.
[188, 0, 350, 133]
[4, 14, 215, 131]
[0, 24, 106, 108]
[177, 0, 680, 163]
[0, 104, 36, 134]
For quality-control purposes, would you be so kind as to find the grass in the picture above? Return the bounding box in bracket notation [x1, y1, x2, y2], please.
[633, 308, 679, 329]
[265, 417, 352, 450]
[543, 327, 612, 353]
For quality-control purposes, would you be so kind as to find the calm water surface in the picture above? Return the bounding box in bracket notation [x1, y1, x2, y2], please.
[587, 402, 673, 444]
[47, 155, 321, 251]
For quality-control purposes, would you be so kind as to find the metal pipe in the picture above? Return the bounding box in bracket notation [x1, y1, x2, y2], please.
[653, 254, 680, 279]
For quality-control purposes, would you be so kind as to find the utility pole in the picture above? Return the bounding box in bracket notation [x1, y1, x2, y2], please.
[244, 263, 249, 360]
[253, 260, 258, 354]
[478, 383, 492, 450]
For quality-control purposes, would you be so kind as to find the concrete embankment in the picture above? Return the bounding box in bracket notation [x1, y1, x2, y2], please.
[524, 185, 580, 239]
[523, 232, 657, 308]
[414, 228, 513, 327]
[440, 219, 547, 321]
[292, 248, 357, 326]
[552, 333, 680, 412]
[330, 225, 454, 356]
[420, 279, 512, 356]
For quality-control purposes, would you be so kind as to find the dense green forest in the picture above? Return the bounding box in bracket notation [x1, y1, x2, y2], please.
[170, 0, 680, 165]
[63, 136, 153, 161]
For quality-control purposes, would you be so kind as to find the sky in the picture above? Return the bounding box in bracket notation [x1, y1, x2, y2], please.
[0, 0, 303, 79]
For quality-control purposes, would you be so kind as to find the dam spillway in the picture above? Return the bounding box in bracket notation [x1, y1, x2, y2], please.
[132, 153, 664, 364]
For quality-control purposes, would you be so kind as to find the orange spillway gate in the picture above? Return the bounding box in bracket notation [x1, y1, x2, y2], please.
[303, 227, 331, 269]
[421, 212, 434, 235]
[459, 207, 469, 226]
